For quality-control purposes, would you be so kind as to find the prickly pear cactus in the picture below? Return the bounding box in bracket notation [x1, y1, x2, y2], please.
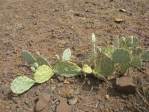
[11, 76, 35, 94]
[34, 65, 54, 83]
[62, 48, 71, 61]
[112, 49, 131, 74]
[141, 51, 149, 62]
[124, 36, 139, 48]
[119, 37, 127, 48]
[132, 47, 143, 56]
[131, 56, 142, 68]
[119, 63, 130, 74]
[30, 66, 36, 72]
[35, 53, 50, 66]
[129, 36, 139, 48]
[115, 36, 139, 49]
[21, 50, 36, 64]
[54, 61, 81, 77]
[112, 49, 130, 64]
[101, 47, 114, 58]
[82, 64, 92, 74]
[94, 53, 114, 76]
[32, 62, 39, 69]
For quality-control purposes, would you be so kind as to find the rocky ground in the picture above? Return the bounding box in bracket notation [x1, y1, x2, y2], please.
[0, 0, 149, 112]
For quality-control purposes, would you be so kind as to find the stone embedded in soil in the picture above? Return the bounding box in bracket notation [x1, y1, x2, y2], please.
[56, 98, 71, 112]
[64, 80, 70, 84]
[34, 93, 51, 112]
[116, 76, 136, 94]
[119, 9, 127, 12]
[105, 94, 110, 100]
[67, 97, 78, 105]
[114, 18, 124, 23]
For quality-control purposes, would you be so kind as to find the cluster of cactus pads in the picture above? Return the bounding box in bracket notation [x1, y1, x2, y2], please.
[11, 34, 149, 94]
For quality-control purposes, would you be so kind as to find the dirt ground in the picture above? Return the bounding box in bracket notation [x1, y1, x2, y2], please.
[0, 0, 149, 112]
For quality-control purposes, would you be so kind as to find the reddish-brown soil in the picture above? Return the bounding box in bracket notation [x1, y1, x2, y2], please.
[0, 0, 149, 112]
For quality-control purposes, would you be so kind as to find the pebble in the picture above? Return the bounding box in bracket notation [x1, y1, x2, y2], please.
[114, 18, 124, 23]
[68, 97, 78, 105]
[116, 76, 136, 94]
[34, 93, 51, 112]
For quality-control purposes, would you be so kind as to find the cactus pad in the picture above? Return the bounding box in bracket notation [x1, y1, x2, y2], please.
[62, 48, 71, 61]
[54, 61, 81, 77]
[11, 76, 35, 94]
[141, 51, 149, 62]
[131, 56, 142, 68]
[95, 53, 114, 76]
[119, 63, 130, 74]
[112, 49, 130, 64]
[34, 65, 54, 83]
[118, 36, 139, 48]
[21, 50, 36, 64]
[101, 47, 114, 58]
[35, 53, 50, 66]
[132, 47, 143, 56]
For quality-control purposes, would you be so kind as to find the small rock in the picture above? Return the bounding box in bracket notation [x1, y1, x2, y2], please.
[34, 93, 51, 112]
[114, 18, 124, 23]
[68, 97, 78, 105]
[119, 9, 126, 12]
[116, 76, 136, 94]
[105, 95, 110, 100]
[64, 80, 70, 84]
[107, 75, 115, 80]
[57, 98, 71, 112]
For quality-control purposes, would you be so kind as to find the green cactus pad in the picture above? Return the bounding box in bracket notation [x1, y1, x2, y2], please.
[118, 36, 139, 48]
[94, 53, 114, 76]
[35, 54, 50, 66]
[92, 69, 105, 79]
[141, 51, 149, 62]
[32, 62, 39, 69]
[119, 63, 130, 74]
[54, 61, 81, 77]
[34, 65, 54, 83]
[62, 48, 71, 61]
[129, 36, 139, 48]
[119, 37, 127, 48]
[112, 49, 130, 64]
[131, 56, 142, 68]
[21, 50, 36, 64]
[132, 47, 143, 56]
[101, 47, 114, 58]
[11, 76, 35, 94]
[125, 36, 139, 48]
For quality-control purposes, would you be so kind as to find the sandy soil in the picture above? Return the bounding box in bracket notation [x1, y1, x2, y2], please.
[0, 0, 149, 112]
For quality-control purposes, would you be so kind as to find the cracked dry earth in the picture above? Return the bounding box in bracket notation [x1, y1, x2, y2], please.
[0, 0, 149, 112]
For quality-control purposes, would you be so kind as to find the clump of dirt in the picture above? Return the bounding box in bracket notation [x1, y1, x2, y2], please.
[0, 0, 149, 112]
